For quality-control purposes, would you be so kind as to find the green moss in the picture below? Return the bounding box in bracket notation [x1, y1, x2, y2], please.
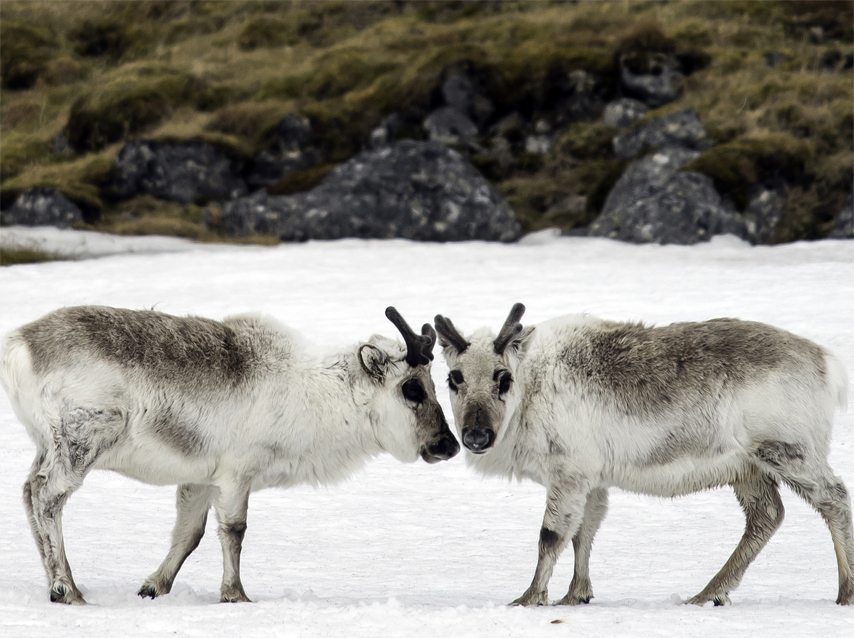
[0, 22, 58, 90]
[0, 246, 63, 267]
[0, 137, 52, 182]
[238, 17, 301, 50]
[66, 69, 210, 151]
[307, 48, 399, 101]
[114, 195, 203, 224]
[396, 43, 493, 107]
[260, 46, 399, 102]
[501, 44, 614, 84]
[299, 102, 371, 162]
[204, 102, 291, 144]
[500, 176, 596, 234]
[556, 122, 616, 161]
[105, 216, 205, 239]
[1, 151, 116, 220]
[266, 163, 338, 195]
[68, 17, 153, 62]
[683, 134, 813, 209]
[782, 1, 854, 42]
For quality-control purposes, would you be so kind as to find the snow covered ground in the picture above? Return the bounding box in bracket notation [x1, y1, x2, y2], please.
[1, 229, 853, 637]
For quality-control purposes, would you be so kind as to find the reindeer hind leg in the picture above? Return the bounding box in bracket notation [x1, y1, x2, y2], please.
[688, 469, 784, 606]
[27, 406, 125, 604]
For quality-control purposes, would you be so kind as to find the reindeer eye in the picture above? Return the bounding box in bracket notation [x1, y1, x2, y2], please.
[402, 379, 426, 403]
[448, 370, 464, 393]
[498, 371, 513, 395]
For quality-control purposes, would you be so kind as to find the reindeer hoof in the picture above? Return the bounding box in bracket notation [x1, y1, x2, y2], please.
[510, 589, 548, 606]
[687, 592, 730, 607]
[220, 586, 251, 603]
[50, 583, 86, 605]
[556, 593, 591, 606]
[138, 584, 158, 599]
[837, 580, 854, 605]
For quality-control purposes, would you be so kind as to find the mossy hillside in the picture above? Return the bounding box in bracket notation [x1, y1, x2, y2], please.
[684, 134, 813, 209]
[0, 22, 59, 90]
[1, 0, 851, 242]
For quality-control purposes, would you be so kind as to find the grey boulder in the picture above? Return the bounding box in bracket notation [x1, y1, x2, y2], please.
[589, 147, 748, 245]
[2, 188, 84, 228]
[442, 72, 494, 125]
[743, 185, 785, 244]
[423, 106, 479, 146]
[246, 114, 317, 190]
[618, 52, 683, 108]
[614, 171, 748, 244]
[221, 140, 521, 242]
[613, 109, 709, 159]
[602, 98, 650, 129]
[112, 141, 247, 203]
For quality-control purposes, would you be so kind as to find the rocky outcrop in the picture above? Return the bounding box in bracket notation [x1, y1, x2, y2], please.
[613, 109, 709, 159]
[111, 141, 247, 203]
[441, 72, 494, 126]
[602, 98, 649, 129]
[220, 140, 520, 242]
[1, 188, 84, 227]
[829, 189, 853, 239]
[422, 72, 493, 148]
[588, 147, 748, 245]
[423, 106, 479, 146]
[611, 171, 748, 244]
[370, 113, 402, 149]
[618, 51, 683, 108]
[743, 185, 785, 243]
[245, 114, 317, 191]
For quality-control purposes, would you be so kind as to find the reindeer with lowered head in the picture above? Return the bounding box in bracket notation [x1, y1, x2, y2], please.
[435, 303, 853, 606]
[1, 305, 458, 604]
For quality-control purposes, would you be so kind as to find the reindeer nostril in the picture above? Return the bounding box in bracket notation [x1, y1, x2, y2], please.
[430, 438, 450, 456]
[427, 435, 459, 461]
[462, 427, 494, 453]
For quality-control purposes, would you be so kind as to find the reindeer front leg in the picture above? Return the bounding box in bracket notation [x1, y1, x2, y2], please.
[213, 480, 252, 603]
[511, 480, 590, 607]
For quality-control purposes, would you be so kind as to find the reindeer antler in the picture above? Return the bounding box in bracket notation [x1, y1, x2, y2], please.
[494, 303, 526, 355]
[385, 307, 436, 367]
[434, 314, 470, 353]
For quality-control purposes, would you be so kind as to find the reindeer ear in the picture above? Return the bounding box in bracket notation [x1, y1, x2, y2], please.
[434, 315, 469, 354]
[505, 326, 536, 359]
[358, 344, 390, 382]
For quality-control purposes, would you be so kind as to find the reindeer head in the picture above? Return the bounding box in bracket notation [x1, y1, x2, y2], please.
[434, 303, 535, 455]
[358, 307, 459, 464]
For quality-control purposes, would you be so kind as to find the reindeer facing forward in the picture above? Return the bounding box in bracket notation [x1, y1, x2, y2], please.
[435, 303, 853, 606]
[1, 306, 458, 604]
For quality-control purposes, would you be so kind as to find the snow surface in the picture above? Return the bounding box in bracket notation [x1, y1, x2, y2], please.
[0, 225, 222, 260]
[1, 229, 853, 637]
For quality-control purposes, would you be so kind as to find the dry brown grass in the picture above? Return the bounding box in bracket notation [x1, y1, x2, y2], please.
[0, 246, 63, 266]
[1, 0, 850, 240]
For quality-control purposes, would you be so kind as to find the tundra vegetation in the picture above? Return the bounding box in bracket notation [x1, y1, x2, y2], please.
[1, 0, 851, 257]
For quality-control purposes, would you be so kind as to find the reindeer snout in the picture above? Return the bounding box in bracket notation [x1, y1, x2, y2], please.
[426, 435, 460, 462]
[462, 427, 495, 454]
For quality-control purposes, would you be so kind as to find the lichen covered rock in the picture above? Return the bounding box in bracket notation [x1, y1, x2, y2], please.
[221, 140, 521, 242]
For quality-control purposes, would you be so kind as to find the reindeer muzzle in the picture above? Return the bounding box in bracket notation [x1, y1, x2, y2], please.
[422, 433, 460, 463]
[462, 427, 495, 454]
